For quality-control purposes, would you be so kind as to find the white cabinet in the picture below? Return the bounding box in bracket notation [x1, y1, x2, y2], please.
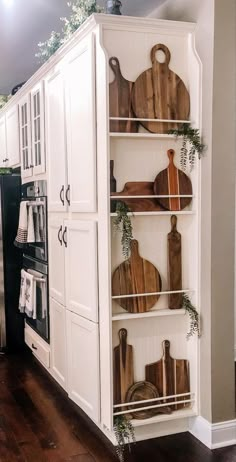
[66, 310, 100, 423]
[48, 218, 98, 323]
[19, 94, 32, 178]
[5, 105, 20, 167]
[45, 66, 67, 212]
[65, 35, 96, 213]
[0, 115, 6, 167]
[19, 82, 46, 179]
[48, 216, 66, 305]
[45, 34, 96, 213]
[50, 298, 67, 390]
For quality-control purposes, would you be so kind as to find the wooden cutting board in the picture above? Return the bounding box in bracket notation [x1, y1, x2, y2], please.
[168, 215, 183, 309]
[145, 340, 190, 410]
[113, 328, 134, 404]
[125, 381, 171, 419]
[154, 149, 192, 210]
[132, 44, 190, 134]
[111, 181, 164, 212]
[109, 57, 138, 133]
[112, 239, 162, 313]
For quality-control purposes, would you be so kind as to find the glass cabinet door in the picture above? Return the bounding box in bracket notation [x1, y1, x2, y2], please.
[31, 82, 45, 176]
[19, 96, 32, 179]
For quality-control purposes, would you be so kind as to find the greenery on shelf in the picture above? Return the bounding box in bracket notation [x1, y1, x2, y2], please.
[183, 293, 200, 340]
[113, 201, 133, 259]
[168, 123, 205, 172]
[114, 415, 136, 462]
[36, 0, 103, 63]
[0, 95, 9, 109]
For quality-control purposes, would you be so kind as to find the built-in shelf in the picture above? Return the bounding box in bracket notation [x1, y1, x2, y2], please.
[110, 132, 178, 140]
[110, 211, 194, 217]
[109, 117, 191, 123]
[112, 289, 192, 300]
[112, 308, 186, 321]
[110, 195, 194, 199]
[131, 408, 197, 428]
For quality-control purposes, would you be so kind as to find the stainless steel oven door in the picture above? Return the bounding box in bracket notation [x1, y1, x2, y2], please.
[23, 255, 49, 343]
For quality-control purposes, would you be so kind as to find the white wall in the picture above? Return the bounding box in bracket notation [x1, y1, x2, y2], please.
[149, 0, 236, 423]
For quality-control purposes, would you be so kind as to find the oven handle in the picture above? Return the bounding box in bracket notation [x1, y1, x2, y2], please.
[58, 225, 63, 246]
[60, 185, 65, 206]
[62, 226, 67, 248]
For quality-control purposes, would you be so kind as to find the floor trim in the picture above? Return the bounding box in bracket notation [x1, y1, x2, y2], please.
[189, 416, 236, 449]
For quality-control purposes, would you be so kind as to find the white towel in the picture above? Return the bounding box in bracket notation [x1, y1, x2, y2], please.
[18, 269, 27, 313]
[24, 272, 36, 319]
[14, 202, 28, 247]
[27, 269, 46, 319]
[27, 206, 35, 243]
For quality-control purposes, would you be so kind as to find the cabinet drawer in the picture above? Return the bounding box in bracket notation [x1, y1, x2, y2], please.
[25, 327, 50, 368]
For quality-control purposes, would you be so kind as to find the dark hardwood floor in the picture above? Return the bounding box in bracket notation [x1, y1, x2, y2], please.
[0, 352, 235, 462]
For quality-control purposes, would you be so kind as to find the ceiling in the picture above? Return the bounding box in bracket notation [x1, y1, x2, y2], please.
[0, 0, 164, 94]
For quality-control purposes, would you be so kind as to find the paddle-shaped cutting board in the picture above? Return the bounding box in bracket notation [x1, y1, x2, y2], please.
[145, 340, 190, 410]
[109, 57, 138, 133]
[113, 328, 134, 404]
[132, 44, 190, 134]
[111, 181, 164, 212]
[154, 149, 192, 210]
[168, 215, 183, 309]
[112, 239, 162, 313]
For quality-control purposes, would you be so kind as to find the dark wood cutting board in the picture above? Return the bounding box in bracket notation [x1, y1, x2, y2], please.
[113, 328, 134, 404]
[125, 381, 171, 419]
[109, 57, 138, 133]
[145, 340, 190, 410]
[168, 215, 183, 309]
[132, 44, 190, 134]
[154, 149, 192, 210]
[111, 181, 165, 212]
[112, 239, 162, 313]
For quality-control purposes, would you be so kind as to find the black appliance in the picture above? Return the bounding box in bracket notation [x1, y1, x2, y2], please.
[0, 174, 24, 352]
[22, 180, 49, 342]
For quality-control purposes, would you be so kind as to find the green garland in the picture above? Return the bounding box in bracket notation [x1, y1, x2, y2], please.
[114, 415, 136, 462]
[36, 0, 103, 63]
[168, 123, 205, 172]
[183, 293, 200, 340]
[113, 201, 133, 259]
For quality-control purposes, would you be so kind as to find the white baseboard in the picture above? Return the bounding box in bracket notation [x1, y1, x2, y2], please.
[189, 416, 236, 449]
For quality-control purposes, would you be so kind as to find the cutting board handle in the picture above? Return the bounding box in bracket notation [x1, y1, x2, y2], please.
[170, 214, 177, 232]
[130, 239, 140, 259]
[151, 44, 171, 67]
[118, 328, 128, 368]
[109, 57, 122, 80]
[162, 339, 171, 359]
[167, 149, 175, 165]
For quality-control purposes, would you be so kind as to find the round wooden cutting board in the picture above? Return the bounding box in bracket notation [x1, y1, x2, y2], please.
[132, 44, 190, 134]
[112, 239, 162, 313]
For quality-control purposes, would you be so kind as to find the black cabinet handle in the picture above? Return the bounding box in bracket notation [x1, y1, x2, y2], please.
[58, 225, 63, 246]
[32, 343, 37, 350]
[62, 226, 67, 248]
[66, 185, 70, 206]
[59, 185, 64, 206]
[2, 159, 6, 163]
[30, 164, 34, 168]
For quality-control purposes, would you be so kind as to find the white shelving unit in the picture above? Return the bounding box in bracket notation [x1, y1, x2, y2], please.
[96, 14, 202, 443]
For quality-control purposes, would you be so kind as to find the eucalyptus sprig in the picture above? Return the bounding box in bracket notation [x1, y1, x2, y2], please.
[183, 293, 200, 340]
[113, 201, 133, 259]
[114, 415, 136, 462]
[168, 123, 205, 172]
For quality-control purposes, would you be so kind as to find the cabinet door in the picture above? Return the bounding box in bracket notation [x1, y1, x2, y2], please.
[50, 298, 67, 390]
[5, 105, 20, 167]
[31, 82, 46, 176]
[48, 216, 65, 306]
[65, 34, 96, 213]
[65, 220, 98, 322]
[66, 311, 100, 423]
[45, 66, 67, 212]
[19, 95, 32, 178]
[0, 115, 6, 167]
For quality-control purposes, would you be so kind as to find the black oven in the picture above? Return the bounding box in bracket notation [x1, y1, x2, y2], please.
[21, 180, 47, 262]
[23, 255, 49, 342]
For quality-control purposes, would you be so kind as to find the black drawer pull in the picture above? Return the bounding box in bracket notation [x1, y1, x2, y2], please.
[66, 185, 70, 206]
[58, 225, 63, 245]
[32, 343, 37, 350]
[59, 185, 64, 206]
[62, 226, 67, 248]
